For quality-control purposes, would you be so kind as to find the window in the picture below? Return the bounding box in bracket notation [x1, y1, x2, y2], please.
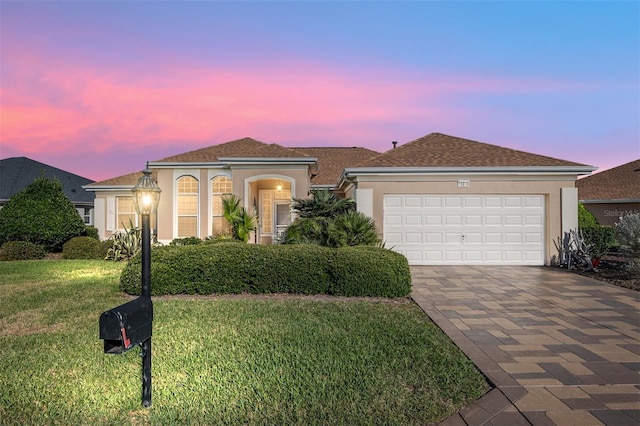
[211, 176, 232, 236]
[116, 197, 135, 229]
[83, 208, 92, 225]
[177, 176, 198, 237]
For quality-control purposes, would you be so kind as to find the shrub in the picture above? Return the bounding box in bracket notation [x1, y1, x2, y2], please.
[120, 243, 411, 298]
[329, 246, 411, 297]
[83, 226, 100, 240]
[169, 237, 203, 246]
[580, 226, 616, 259]
[105, 222, 141, 261]
[578, 203, 598, 228]
[0, 177, 86, 251]
[616, 213, 640, 258]
[62, 236, 105, 259]
[0, 241, 46, 261]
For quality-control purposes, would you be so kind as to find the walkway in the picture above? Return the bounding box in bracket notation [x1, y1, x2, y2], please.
[410, 266, 639, 425]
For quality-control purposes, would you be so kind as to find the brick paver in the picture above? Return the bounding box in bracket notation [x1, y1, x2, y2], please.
[411, 266, 639, 425]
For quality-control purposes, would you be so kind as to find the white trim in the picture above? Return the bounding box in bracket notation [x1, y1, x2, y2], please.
[174, 173, 200, 238]
[339, 166, 596, 187]
[208, 172, 233, 238]
[244, 174, 296, 210]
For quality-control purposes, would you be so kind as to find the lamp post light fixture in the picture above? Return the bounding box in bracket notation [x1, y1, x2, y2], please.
[131, 163, 161, 407]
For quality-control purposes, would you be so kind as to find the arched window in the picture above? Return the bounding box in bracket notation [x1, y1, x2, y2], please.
[211, 176, 232, 236]
[177, 176, 198, 237]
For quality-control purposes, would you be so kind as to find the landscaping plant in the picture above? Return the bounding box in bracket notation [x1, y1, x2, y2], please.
[119, 243, 411, 297]
[221, 194, 258, 242]
[616, 213, 640, 259]
[105, 221, 141, 261]
[283, 189, 380, 247]
[0, 176, 85, 251]
[0, 241, 46, 261]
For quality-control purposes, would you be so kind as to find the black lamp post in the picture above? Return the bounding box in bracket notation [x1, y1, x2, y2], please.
[131, 164, 161, 407]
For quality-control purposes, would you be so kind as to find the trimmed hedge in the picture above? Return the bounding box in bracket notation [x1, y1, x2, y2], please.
[62, 236, 107, 260]
[120, 243, 411, 297]
[0, 241, 46, 261]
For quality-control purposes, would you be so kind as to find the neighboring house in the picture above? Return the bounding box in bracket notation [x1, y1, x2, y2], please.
[85, 133, 595, 265]
[576, 159, 640, 227]
[0, 157, 95, 225]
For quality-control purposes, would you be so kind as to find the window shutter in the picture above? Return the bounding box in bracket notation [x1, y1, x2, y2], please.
[107, 197, 115, 231]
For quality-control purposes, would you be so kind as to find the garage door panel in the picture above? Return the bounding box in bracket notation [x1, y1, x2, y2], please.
[405, 233, 422, 244]
[406, 215, 422, 226]
[505, 215, 523, 226]
[445, 196, 463, 208]
[485, 215, 502, 226]
[384, 194, 544, 265]
[404, 196, 423, 208]
[465, 215, 482, 225]
[425, 215, 442, 225]
[425, 233, 442, 243]
[385, 196, 403, 208]
[445, 215, 463, 226]
[385, 214, 402, 226]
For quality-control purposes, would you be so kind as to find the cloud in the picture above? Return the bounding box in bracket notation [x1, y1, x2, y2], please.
[2, 41, 591, 159]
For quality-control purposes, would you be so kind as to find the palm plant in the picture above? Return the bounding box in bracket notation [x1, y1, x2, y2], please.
[291, 189, 355, 218]
[283, 190, 379, 247]
[328, 211, 380, 247]
[221, 195, 258, 243]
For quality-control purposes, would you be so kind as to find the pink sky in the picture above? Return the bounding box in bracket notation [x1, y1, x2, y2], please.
[1, 1, 638, 182]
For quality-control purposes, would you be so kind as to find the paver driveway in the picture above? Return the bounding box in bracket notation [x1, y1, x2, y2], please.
[410, 266, 639, 426]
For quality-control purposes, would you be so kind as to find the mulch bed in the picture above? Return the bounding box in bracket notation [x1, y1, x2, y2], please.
[567, 255, 639, 291]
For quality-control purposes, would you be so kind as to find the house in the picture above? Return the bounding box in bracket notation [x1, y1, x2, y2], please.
[85, 133, 595, 265]
[576, 159, 640, 226]
[0, 157, 95, 225]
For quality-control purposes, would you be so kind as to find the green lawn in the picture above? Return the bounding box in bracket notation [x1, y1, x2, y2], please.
[0, 260, 489, 425]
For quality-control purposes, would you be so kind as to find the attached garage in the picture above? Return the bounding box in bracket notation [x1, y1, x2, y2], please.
[338, 134, 596, 266]
[383, 194, 545, 265]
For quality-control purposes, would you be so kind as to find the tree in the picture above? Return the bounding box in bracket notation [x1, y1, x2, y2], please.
[0, 177, 86, 251]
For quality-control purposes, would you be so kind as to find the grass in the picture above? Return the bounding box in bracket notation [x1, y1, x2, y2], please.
[0, 260, 489, 425]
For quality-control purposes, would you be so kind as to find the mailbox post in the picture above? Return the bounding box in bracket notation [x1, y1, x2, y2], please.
[100, 164, 160, 408]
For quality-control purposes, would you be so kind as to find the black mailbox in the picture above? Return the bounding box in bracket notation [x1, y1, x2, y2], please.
[99, 297, 153, 354]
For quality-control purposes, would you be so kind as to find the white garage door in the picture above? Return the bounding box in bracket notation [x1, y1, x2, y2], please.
[384, 194, 545, 265]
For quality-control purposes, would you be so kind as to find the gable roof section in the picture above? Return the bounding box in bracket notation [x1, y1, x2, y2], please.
[357, 133, 590, 168]
[87, 137, 316, 187]
[1, 157, 95, 204]
[576, 159, 640, 202]
[293, 147, 379, 186]
[156, 137, 309, 163]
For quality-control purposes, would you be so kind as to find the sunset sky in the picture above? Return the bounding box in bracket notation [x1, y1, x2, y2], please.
[1, 1, 638, 182]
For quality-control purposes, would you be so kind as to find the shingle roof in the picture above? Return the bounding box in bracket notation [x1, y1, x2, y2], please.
[0, 157, 95, 204]
[156, 137, 309, 162]
[84, 170, 158, 187]
[357, 133, 589, 168]
[87, 137, 314, 187]
[292, 147, 379, 186]
[577, 159, 640, 201]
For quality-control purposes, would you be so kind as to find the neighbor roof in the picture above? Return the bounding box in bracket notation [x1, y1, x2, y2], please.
[357, 133, 591, 168]
[293, 147, 379, 186]
[577, 159, 640, 202]
[0, 157, 95, 204]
